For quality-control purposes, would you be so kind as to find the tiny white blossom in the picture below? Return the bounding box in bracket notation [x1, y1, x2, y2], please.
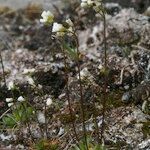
[17, 96, 25, 102]
[93, 1, 102, 13]
[56, 32, 65, 37]
[38, 84, 43, 89]
[68, 27, 73, 33]
[8, 102, 14, 107]
[46, 98, 53, 106]
[66, 18, 73, 27]
[37, 112, 45, 124]
[27, 77, 35, 86]
[81, 0, 94, 7]
[6, 98, 13, 103]
[81, 2, 88, 8]
[52, 22, 66, 33]
[23, 68, 35, 75]
[8, 81, 15, 90]
[98, 64, 103, 70]
[87, 0, 94, 6]
[40, 11, 54, 24]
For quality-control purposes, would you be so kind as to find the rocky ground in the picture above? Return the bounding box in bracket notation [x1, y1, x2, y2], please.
[0, 1, 150, 150]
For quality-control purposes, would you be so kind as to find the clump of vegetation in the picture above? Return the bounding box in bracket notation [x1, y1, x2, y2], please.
[0, 0, 149, 149]
[0, 0, 107, 149]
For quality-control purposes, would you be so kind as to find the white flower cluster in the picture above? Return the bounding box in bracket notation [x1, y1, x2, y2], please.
[6, 98, 14, 107]
[5, 96, 25, 107]
[40, 11, 74, 36]
[81, 0, 103, 13]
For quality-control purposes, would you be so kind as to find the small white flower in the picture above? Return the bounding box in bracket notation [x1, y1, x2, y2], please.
[23, 68, 35, 75]
[6, 98, 13, 103]
[56, 32, 65, 37]
[37, 112, 45, 124]
[98, 64, 103, 70]
[27, 77, 35, 86]
[17, 96, 25, 102]
[8, 102, 14, 107]
[38, 84, 43, 89]
[52, 22, 66, 33]
[81, 0, 88, 2]
[68, 27, 73, 33]
[66, 18, 73, 27]
[40, 11, 54, 24]
[87, 0, 94, 6]
[46, 98, 53, 106]
[81, 0, 94, 7]
[8, 81, 15, 90]
[93, 1, 102, 12]
[81, 2, 88, 8]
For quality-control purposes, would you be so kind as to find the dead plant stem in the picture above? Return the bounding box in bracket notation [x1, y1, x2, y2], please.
[100, 10, 107, 143]
[0, 51, 6, 86]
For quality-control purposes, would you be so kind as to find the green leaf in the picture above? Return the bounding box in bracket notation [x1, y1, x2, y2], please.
[2, 114, 16, 128]
[63, 42, 78, 60]
[13, 105, 34, 123]
[94, 145, 107, 150]
[35, 140, 45, 150]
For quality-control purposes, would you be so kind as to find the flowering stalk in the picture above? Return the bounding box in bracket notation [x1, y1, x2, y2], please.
[44, 101, 48, 139]
[72, 32, 88, 150]
[80, 0, 108, 144]
[40, 10, 88, 148]
[99, 9, 107, 143]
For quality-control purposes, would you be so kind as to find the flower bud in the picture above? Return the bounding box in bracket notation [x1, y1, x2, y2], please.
[17, 96, 25, 102]
[8, 102, 14, 107]
[6, 98, 13, 103]
[52, 22, 66, 33]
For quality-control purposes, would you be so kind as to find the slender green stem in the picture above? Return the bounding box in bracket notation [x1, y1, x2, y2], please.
[22, 103, 35, 143]
[73, 33, 88, 150]
[44, 101, 48, 139]
[59, 39, 80, 146]
[92, 86, 101, 144]
[35, 85, 49, 139]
